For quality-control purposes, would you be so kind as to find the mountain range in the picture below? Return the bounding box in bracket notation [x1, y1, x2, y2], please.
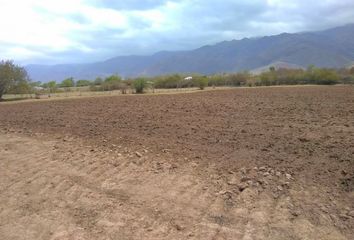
[26, 24, 354, 82]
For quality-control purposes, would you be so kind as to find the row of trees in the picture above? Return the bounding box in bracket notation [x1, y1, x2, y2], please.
[200, 66, 354, 87]
[1, 59, 354, 100]
[37, 74, 209, 94]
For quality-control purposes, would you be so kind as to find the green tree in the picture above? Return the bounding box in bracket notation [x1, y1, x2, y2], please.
[76, 79, 92, 87]
[30, 81, 42, 88]
[8, 80, 31, 96]
[105, 75, 121, 83]
[227, 72, 250, 86]
[47, 81, 57, 93]
[93, 77, 103, 85]
[102, 75, 121, 91]
[313, 68, 339, 85]
[194, 76, 208, 90]
[133, 78, 147, 93]
[61, 77, 75, 88]
[0, 60, 30, 100]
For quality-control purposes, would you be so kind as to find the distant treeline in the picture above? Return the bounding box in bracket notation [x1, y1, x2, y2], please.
[38, 65, 354, 91]
[1, 59, 354, 100]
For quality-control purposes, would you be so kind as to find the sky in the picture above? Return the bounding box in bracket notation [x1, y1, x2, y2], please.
[0, 0, 354, 65]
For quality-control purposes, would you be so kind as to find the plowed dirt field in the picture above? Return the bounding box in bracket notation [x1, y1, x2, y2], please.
[0, 86, 353, 239]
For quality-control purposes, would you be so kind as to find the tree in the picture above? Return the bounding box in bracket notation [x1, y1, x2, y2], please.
[313, 68, 339, 85]
[118, 82, 129, 94]
[8, 80, 31, 96]
[102, 75, 121, 91]
[76, 79, 91, 87]
[93, 77, 103, 85]
[133, 78, 147, 93]
[194, 76, 208, 90]
[227, 72, 250, 86]
[0, 60, 30, 100]
[350, 67, 354, 75]
[61, 77, 74, 88]
[105, 75, 121, 83]
[30, 81, 42, 88]
[47, 81, 57, 94]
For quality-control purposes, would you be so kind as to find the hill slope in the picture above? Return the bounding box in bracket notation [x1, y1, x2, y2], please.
[26, 24, 354, 82]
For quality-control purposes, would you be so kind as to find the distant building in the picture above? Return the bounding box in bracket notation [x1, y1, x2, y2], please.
[184, 76, 193, 81]
[33, 86, 44, 91]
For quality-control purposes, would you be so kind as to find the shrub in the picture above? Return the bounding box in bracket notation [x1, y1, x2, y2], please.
[194, 76, 208, 90]
[102, 75, 122, 91]
[227, 72, 250, 86]
[312, 68, 339, 85]
[76, 79, 92, 87]
[60, 77, 75, 88]
[118, 82, 129, 94]
[93, 77, 103, 86]
[133, 78, 147, 93]
[153, 74, 183, 88]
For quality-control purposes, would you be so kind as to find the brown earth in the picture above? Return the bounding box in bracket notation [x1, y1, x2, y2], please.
[0, 86, 353, 239]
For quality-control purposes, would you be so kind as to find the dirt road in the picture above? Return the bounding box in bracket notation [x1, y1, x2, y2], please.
[0, 86, 353, 239]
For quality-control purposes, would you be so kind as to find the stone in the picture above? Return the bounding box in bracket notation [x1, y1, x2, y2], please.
[339, 214, 350, 220]
[348, 211, 354, 217]
[238, 182, 248, 192]
[259, 166, 267, 171]
[263, 172, 270, 177]
[291, 210, 300, 217]
[175, 224, 184, 231]
[135, 152, 143, 158]
[241, 176, 252, 182]
[281, 181, 290, 187]
[227, 179, 238, 185]
[285, 173, 292, 180]
[218, 190, 232, 195]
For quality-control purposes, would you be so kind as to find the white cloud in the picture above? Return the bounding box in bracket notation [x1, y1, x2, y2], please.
[0, 0, 353, 64]
[0, 1, 82, 51]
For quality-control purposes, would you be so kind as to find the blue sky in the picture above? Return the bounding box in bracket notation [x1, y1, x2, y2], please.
[0, 0, 353, 65]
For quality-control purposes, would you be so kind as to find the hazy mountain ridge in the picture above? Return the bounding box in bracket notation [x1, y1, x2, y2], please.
[26, 24, 354, 82]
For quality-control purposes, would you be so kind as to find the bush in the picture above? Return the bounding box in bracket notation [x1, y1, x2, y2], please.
[312, 68, 339, 85]
[133, 78, 147, 93]
[118, 82, 129, 94]
[194, 76, 208, 90]
[93, 77, 103, 86]
[102, 75, 122, 91]
[60, 77, 75, 88]
[76, 79, 92, 87]
[154, 74, 182, 88]
[227, 72, 250, 86]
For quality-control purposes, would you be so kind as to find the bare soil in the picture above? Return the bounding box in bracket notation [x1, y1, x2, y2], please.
[0, 86, 353, 239]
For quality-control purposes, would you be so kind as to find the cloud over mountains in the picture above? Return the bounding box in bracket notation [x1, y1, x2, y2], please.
[1, 0, 354, 64]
